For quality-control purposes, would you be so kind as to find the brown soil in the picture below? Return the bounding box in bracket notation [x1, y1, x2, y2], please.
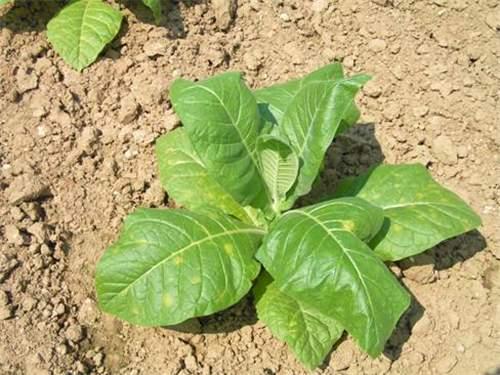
[1, 1, 499, 374]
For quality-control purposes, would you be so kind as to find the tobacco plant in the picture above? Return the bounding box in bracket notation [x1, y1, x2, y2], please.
[95, 64, 481, 369]
[0, 0, 162, 71]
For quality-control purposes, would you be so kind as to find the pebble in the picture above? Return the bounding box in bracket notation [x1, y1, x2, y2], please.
[0, 290, 12, 320]
[412, 314, 435, 336]
[368, 38, 387, 52]
[143, 39, 169, 57]
[413, 105, 429, 118]
[119, 94, 139, 124]
[401, 254, 437, 284]
[311, 0, 329, 12]
[485, 10, 500, 31]
[432, 135, 458, 165]
[27, 222, 48, 244]
[329, 340, 356, 370]
[65, 324, 84, 343]
[5, 174, 51, 205]
[164, 110, 180, 131]
[16, 67, 39, 94]
[4, 224, 27, 246]
[213, 0, 237, 30]
[363, 80, 382, 98]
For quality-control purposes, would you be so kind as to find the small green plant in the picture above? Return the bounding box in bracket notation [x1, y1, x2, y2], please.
[0, 0, 162, 71]
[95, 64, 481, 369]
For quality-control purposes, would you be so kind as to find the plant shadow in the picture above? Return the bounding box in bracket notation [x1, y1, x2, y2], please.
[164, 294, 258, 335]
[0, 0, 63, 32]
[121, 0, 205, 39]
[298, 122, 385, 207]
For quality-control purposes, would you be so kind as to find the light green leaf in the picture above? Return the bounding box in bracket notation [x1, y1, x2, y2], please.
[254, 273, 344, 369]
[257, 135, 299, 212]
[254, 63, 361, 135]
[142, 0, 161, 22]
[256, 197, 411, 357]
[155, 128, 252, 224]
[96, 208, 264, 326]
[47, 0, 123, 71]
[334, 164, 482, 261]
[255, 63, 344, 126]
[170, 73, 270, 210]
[281, 75, 371, 207]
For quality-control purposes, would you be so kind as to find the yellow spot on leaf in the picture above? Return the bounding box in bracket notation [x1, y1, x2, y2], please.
[224, 243, 234, 256]
[174, 256, 183, 265]
[392, 224, 402, 232]
[163, 293, 173, 307]
[191, 276, 201, 284]
[342, 220, 355, 232]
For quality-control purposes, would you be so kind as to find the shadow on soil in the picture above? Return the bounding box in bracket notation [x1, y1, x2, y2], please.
[0, 0, 204, 65]
[0, 0, 204, 34]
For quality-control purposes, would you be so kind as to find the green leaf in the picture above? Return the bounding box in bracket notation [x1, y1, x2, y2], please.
[256, 197, 411, 357]
[96, 208, 264, 326]
[334, 164, 482, 261]
[47, 0, 123, 71]
[142, 0, 161, 22]
[170, 73, 270, 210]
[254, 272, 344, 369]
[156, 128, 252, 224]
[254, 63, 361, 136]
[257, 135, 299, 212]
[281, 75, 371, 207]
[254, 63, 345, 126]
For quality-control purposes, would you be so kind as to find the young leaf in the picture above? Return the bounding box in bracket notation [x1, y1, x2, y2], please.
[156, 128, 252, 224]
[281, 75, 371, 208]
[256, 197, 411, 357]
[47, 0, 123, 71]
[142, 0, 161, 22]
[254, 273, 344, 369]
[254, 63, 345, 126]
[254, 63, 361, 137]
[170, 73, 270, 210]
[334, 164, 482, 261]
[96, 208, 264, 326]
[257, 135, 299, 212]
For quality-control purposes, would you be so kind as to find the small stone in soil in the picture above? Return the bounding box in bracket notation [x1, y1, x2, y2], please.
[4, 224, 27, 246]
[65, 324, 85, 342]
[6, 174, 51, 205]
[213, 0, 237, 30]
[432, 135, 458, 165]
[401, 254, 437, 284]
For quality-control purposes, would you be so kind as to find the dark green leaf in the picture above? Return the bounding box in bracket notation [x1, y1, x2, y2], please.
[96, 208, 263, 326]
[334, 164, 482, 261]
[254, 272, 344, 369]
[170, 73, 270, 209]
[256, 197, 411, 357]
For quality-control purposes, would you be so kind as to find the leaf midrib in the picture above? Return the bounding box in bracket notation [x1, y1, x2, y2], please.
[183, 83, 272, 206]
[289, 209, 381, 348]
[103, 227, 265, 305]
